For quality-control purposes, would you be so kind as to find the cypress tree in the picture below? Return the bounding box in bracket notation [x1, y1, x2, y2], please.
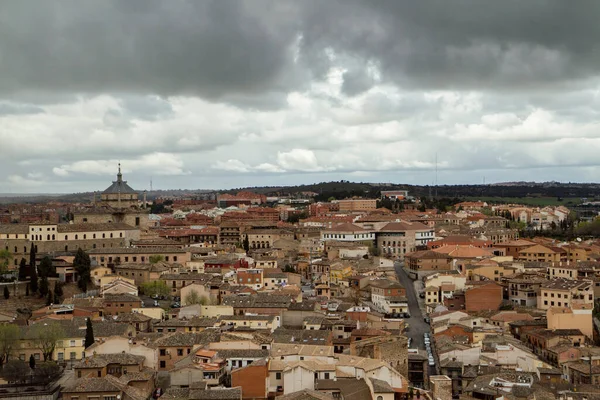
[30, 266, 38, 294]
[39, 276, 49, 297]
[29, 354, 35, 370]
[3, 286, 8, 300]
[25, 284, 30, 296]
[54, 281, 63, 299]
[85, 318, 94, 348]
[29, 243, 36, 273]
[18, 258, 27, 281]
[46, 289, 53, 305]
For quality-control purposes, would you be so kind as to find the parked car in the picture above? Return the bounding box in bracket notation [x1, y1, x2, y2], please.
[428, 357, 435, 366]
[424, 317, 430, 324]
[408, 338, 412, 347]
[153, 300, 159, 307]
[419, 293, 425, 298]
[403, 313, 411, 318]
[171, 302, 181, 308]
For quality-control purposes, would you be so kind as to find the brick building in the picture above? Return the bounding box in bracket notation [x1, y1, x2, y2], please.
[102, 294, 143, 317]
[465, 283, 503, 312]
[405, 250, 453, 272]
[231, 359, 269, 399]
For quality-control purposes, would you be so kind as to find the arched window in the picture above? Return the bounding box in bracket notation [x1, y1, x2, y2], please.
[83, 234, 86, 239]
[75, 235, 78, 240]
[377, 397, 383, 400]
[52, 234, 55, 240]
[47, 235, 50, 240]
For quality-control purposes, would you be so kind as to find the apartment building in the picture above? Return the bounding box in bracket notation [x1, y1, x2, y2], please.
[376, 221, 434, 260]
[336, 198, 377, 212]
[537, 278, 594, 311]
[0, 222, 140, 269]
[518, 244, 567, 263]
[405, 250, 453, 272]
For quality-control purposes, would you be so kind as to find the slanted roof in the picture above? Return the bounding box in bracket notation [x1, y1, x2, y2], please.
[103, 165, 136, 195]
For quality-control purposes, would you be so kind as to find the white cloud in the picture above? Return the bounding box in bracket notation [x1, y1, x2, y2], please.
[276, 149, 324, 172]
[52, 153, 188, 177]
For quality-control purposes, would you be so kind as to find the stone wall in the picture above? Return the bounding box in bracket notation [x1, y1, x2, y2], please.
[350, 335, 409, 379]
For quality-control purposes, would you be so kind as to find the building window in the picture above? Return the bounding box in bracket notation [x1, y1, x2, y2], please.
[276, 372, 282, 380]
[160, 361, 166, 368]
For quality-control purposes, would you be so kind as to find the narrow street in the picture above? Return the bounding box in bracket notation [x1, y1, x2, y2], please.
[394, 262, 438, 377]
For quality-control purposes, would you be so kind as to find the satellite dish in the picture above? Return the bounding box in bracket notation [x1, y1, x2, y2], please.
[577, 237, 582, 242]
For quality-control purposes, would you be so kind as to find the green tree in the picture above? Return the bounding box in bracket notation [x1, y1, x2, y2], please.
[30, 322, 65, 361]
[0, 325, 20, 368]
[29, 244, 36, 276]
[242, 235, 250, 252]
[29, 354, 35, 370]
[30, 265, 38, 294]
[38, 256, 54, 278]
[74, 249, 91, 291]
[18, 258, 27, 281]
[46, 290, 53, 306]
[85, 318, 94, 348]
[39, 276, 49, 297]
[53, 282, 63, 301]
[0, 249, 11, 274]
[25, 284, 30, 296]
[141, 280, 169, 297]
[33, 361, 60, 381]
[149, 255, 165, 264]
[184, 290, 209, 306]
[1, 360, 29, 383]
[3, 286, 8, 300]
[283, 264, 296, 273]
[409, 387, 414, 399]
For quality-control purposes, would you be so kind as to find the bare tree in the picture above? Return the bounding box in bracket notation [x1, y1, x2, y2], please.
[0, 325, 20, 367]
[30, 322, 65, 361]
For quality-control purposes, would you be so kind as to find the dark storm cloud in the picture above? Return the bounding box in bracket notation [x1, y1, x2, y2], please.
[0, 0, 304, 101]
[0, 102, 44, 115]
[298, 0, 600, 92]
[1, 0, 599, 104]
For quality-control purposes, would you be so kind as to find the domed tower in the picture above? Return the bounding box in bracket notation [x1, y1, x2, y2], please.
[100, 164, 139, 209]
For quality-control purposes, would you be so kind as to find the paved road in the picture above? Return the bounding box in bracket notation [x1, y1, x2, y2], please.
[395, 262, 438, 377]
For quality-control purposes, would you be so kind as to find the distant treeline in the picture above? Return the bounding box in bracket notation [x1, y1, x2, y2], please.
[3, 181, 600, 205]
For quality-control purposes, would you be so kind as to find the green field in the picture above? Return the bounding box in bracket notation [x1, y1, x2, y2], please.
[462, 196, 582, 207]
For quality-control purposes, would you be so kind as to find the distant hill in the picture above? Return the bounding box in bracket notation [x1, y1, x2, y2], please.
[1, 181, 600, 205]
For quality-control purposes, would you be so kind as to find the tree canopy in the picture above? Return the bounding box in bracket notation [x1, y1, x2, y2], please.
[0, 249, 11, 274]
[0, 324, 21, 368]
[30, 322, 65, 361]
[141, 280, 169, 297]
[184, 289, 210, 306]
[74, 249, 91, 291]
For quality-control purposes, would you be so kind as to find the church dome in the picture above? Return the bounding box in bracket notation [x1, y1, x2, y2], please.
[102, 164, 137, 194]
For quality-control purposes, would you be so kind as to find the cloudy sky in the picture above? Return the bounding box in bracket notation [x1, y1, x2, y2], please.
[2, 1, 600, 193]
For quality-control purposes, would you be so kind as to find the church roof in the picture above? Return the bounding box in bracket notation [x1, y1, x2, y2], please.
[103, 165, 136, 194]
